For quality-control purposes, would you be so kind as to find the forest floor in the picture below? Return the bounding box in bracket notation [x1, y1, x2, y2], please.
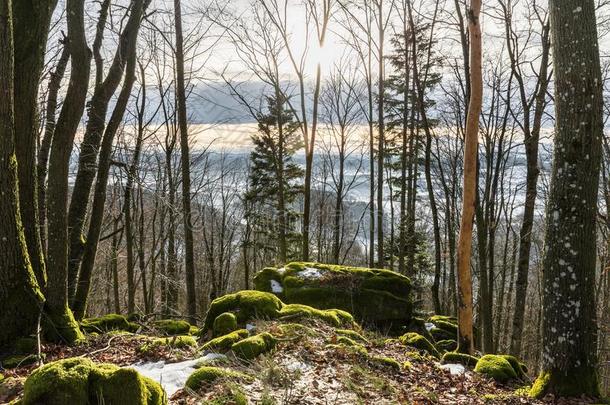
[0, 318, 600, 405]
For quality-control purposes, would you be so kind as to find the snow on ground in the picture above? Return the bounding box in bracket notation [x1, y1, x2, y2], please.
[299, 267, 323, 279]
[270, 280, 284, 293]
[425, 322, 436, 331]
[439, 363, 466, 375]
[130, 353, 228, 396]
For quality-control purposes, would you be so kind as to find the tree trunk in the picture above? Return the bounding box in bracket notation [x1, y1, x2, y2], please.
[44, 0, 90, 344]
[531, 0, 602, 397]
[455, 0, 481, 355]
[0, 0, 45, 349]
[174, 0, 197, 321]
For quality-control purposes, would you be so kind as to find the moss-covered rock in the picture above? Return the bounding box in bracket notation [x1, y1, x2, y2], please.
[529, 366, 599, 398]
[499, 355, 527, 380]
[279, 304, 353, 327]
[81, 314, 139, 334]
[336, 329, 368, 344]
[213, 312, 238, 336]
[254, 262, 412, 326]
[22, 357, 166, 405]
[435, 339, 457, 353]
[441, 352, 479, 367]
[274, 323, 316, 339]
[429, 327, 455, 342]
[185, 366, 250, 392]
[202, 291, 283, 332]
[231, 332, 277, 360]
[138, 336, 197, 355]
[152, 319, 191, 336]
[2, 354, 40, 369]
[474, 354, 518, 383]
[403, 317, 435, 342]
[368, 355, 401, 371]
[202, 329, 249, 352]
[399, 332, 440, 359]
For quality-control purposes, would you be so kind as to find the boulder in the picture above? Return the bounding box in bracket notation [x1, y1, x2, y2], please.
[22, 357, 166, 405]
[254, 262, 412, 326]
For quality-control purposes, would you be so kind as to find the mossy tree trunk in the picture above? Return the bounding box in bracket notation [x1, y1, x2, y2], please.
[44, 0, 90, 343]
[11, 0, 57, 289]
[0, 0, 45, 350]
[531, 0, 602, 398]
[455, 0, 481, 356]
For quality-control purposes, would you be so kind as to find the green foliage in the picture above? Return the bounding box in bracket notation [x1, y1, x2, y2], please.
[185, 366, 250, 392]
[202, 291, 283, 332]
[368, 355, 401, 371]
[399, 332, 440, 359]
[80, 314, 138, 334]
[202, 329, 249, 352]
[474, 355, 517, 383]
[22, 357, 166, 405]
[246, 94, 304, 260]
[231, 332, 277, 360]
[213, 312, 238, 337]
[138, 336, 197, 355]
[441, 352, 479, 367]
[152, 319, 191, 336]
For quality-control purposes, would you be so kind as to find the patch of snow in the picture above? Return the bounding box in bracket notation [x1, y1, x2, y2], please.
[270, 280, 284, 293]
[299, 267, 323, 279]
[440, 363, 466, 375]
[285, 359, 311, 373]
[246, 323, 256, 332]
[276, 267, 286, 274]
[425, 322, 436, 332]
[130, 353, 228, 397]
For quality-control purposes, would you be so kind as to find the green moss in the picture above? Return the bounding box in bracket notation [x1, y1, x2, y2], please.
[474, 355, 517, 383]
[325, 343, 368, 356]
[405, 351, 425, 362]
[429, 327, 455, 342]
[185, 367, 250, 391]
[231, 332, 277, 360]
[22, 357, 166, 405]
[202, 329, 249, 352]
[152, 319, 191, 336]
[257, 262, 412, 326]
[436, 339, 457, 353]
[336, 329, 368, 343]
[529, 367, 600, 399]
[43, 305, 85, 344]
[188, 325, 200, 336]
[202, 291, 283, 332]
[335, 336, 360, 347]
[368, 355, 401, 371]
[2, 354, 40, 369]
[206, 382, 248, 405]
[441, 352, 479, 367]
[403, 317, 435, 343]
[213, 312, 238, 336]
[500, 355, 527, 379]
[279, 304, 353, 327]
[275, 323, 315, 338]
[399, 332, 440, 359]
[81, 314, 138, 334]
[138, 336, 197, 354]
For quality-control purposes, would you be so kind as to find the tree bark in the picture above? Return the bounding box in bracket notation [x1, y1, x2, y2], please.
[44, 0, 90, 344]
[532, 0, 602, 397]
[455, 0, 481, 355]
[174, 0, 197, 322]
[0, 0, 45, 350]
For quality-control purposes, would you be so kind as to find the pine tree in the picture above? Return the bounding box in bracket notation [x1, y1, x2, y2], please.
[246, 94, 303, 264]
[531, 0, 603, 398]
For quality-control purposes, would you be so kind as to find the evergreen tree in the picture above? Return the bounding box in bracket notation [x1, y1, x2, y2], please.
[246, 94, 303, 264]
